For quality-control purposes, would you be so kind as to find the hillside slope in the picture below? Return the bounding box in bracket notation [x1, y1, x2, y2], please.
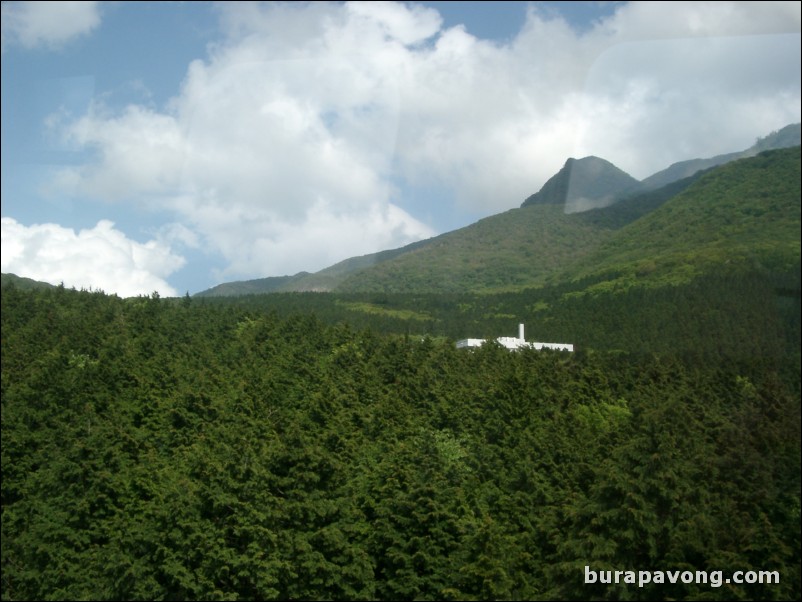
[563, 146, 801, 292]
[0, 273, 56, 291]
[333, 204, 617, 293]
[194, 124, 800, 297]
[195, 242, 434, 297]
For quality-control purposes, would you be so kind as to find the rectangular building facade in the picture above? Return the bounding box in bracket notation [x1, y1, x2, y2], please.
[456, 324, 573, 352]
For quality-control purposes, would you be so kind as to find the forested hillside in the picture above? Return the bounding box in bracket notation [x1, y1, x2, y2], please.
[0, 273, 55, 292]
[563, 146, 801, 290]
[334, 204, 616, 294]
[2, 284, 800, 600]
[194, 127, 800, 298]
[198, 264, 799, 365]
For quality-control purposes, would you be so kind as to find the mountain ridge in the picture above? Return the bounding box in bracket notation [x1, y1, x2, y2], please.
[195, 124, 800, 297]
[640, 123, 801, 190]
[560, 146, 801, 293]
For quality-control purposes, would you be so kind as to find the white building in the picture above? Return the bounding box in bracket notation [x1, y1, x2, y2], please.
[456, 323, 573, 352]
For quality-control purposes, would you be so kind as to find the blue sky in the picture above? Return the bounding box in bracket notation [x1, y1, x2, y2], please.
[2, 1, 800, 297]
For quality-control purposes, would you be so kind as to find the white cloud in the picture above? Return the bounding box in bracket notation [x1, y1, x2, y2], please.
[49, 1, 801, 284]
[1, 1, 101, 51]
[1, 218, 185, 297]
[595, 1, 800, 39]
[209, 199, 435, 281]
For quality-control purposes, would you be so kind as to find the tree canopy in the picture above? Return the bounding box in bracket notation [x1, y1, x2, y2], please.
[2, 284, 799, 600]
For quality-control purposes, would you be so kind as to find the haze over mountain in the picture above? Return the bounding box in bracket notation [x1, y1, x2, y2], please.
[640, 123, 801, 191]
[520, 123, 802, 209]
[11, 125, 796, 299]
[519, 156, 640, 212]
[195, 124, 800, 298]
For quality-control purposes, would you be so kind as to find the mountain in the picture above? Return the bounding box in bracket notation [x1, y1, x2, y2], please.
[640, 123, 801, 191]
[193, 165, 682, 297]
[563, 146, 801, 291]
[196, 206, 618, 296]
[195, 124, 800, 297]
[332, 146, 801, 295]
[753, 122, 802, 151]
[519, 124, 801, 207]
[520, 156, 640, 211]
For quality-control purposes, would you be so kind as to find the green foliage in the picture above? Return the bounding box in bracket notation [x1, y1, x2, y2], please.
[2, 285, 799, 600]
[199, 259, 800, 364]
[567, 146, 802, 289]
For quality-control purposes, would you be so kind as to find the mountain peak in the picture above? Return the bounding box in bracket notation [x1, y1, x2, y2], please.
[521, 156, 639, 212]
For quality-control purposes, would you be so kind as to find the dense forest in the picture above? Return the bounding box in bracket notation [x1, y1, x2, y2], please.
[2, 283, 799, 600]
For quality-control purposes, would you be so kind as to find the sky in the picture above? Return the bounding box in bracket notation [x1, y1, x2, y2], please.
[2, 1, 800, 297]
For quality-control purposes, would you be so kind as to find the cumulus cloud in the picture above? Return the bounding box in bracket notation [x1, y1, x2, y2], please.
[49, 1, 801, 284]
[1, 218, 185, 297]
[1, 1, 101, 51]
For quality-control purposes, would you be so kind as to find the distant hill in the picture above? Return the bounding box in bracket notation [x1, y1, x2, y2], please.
[1, 273, 55, 291]
[520, 156, 640, 211]
[194, 162, 677, 297]
[195, 242, 432, 297]
[640, 123, 801, 191]
[519, 124, 801, 207]
[334, 204, 617, 293]
[194, 124, 801, 297]
[197, 205, 619, 296]
[196, 273, 315, 297]
[332, 146, 801, 294]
